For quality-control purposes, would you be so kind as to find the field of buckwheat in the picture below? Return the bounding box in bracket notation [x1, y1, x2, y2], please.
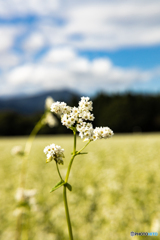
[0, 133, 160, 240]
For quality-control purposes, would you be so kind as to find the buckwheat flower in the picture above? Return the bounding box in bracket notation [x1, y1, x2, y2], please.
[81, 96, 90, 102]
[83, 129, 93, 139]
[79, 131, 84, 139]
[88, 113, 94, 121]
[92, 135, 97, 141]
[61, 114, 74, 128]
[77, 118, 83, 124]
[44, 143, 64, 164]
[11, 146, 24, 156]
[92, 127, 114, 140]
[45, 96, 54, 110]
[70, 109, 79, 121]
[70, 112, 79, 122]
[66, 118, 74, 128]
[93, 127, 104, 140]
[61, 113, 68, 125]
[103, 127, 114, 138]
[78, 97, 93, 112]
[83, 127, 94, 141]
[63, 105, 72, 114]
[51, 102, 67, 116]
[70, 116, 76, 125]
[77, 122, 94, 140]
[44, 145, 52, 155]
[79, 111, 88, 120]
[79, 111, 95, 121]
[76, 124, 83, 132]
[71, 107, 79, 115]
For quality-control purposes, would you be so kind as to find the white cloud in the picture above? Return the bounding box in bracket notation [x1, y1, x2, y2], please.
[2, 47, 159, 96]
[0, 0, 160, 96]
[0, 0, 59, 17]
[16, 0, 158, 52]
[23, 33, 46, 52]
[8, 65, 34, 84]
[0, 52, 20, 69]
[62, 1, 160, 49]
[91, 59, 112, 75]
[1, 0, 160, 50]
[42, 47, 76, 64]
[0, 26, 22, 52]
[0, 26, 23, 70]
[67, 58, 90, 73]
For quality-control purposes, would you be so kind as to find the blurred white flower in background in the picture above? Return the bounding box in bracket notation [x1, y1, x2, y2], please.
[13, 188, 37, 216]
[11, 146, 24, 156]
[43, 112, 58, 127]
[42, 97, 58, 127]
[45, 96, 54, 110]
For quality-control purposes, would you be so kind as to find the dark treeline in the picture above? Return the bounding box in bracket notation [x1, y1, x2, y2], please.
[0, 93, 160, 136]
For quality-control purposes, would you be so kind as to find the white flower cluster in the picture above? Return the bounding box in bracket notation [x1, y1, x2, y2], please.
[51, 101, 71, 116]
[44, 143, 64, 164]
[13, 188, 37, 216]
[93, 127, 114, 140]
[50, 96, 114, 141]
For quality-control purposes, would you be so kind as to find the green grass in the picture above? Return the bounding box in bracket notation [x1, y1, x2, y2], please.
[0, 134, 160, 240]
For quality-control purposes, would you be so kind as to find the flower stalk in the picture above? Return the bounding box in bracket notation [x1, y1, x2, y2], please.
[44, 96, 114, 239]
[63, 129, 76, 240]
[56, 162, 63, 181]
[13, 97, 57, 240]
[63, 186, 74, 240]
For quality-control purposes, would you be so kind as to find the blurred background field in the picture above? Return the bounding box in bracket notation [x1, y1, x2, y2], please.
[0, 1, 160, 239]
[1, 133, 160, 240]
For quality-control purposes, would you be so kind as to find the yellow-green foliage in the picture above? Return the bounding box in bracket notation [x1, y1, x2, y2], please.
[0, 134, 160, 240]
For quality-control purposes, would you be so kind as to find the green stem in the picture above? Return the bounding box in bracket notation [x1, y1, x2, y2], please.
[56, 162, 63, 181]
[73, 131, 76, 154]
[24, 115, 44, 154]
[65, 131, 77, 183]
[15, 213, 22, 240]
[65, 155, 75, 183]
[63, 186, 73, 240]
[20, 115, 44, 188]
[63, 130, 77, 240]
[76, 140, 91, 155]
[65, 138, 91, 183]
[16, 113, 46, 240]
[63, 132, 91, 240]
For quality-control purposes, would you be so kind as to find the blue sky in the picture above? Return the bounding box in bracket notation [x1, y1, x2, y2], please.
[0, 0, 160, 97]
[79, 46, 160, 70]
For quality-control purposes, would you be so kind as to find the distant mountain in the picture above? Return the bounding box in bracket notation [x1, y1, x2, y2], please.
[0, 89, 80, 114]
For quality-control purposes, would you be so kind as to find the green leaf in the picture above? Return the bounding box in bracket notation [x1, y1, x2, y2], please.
[50, 180, 65, 193]
[78, 152, 88, 155]
[65, 183, 72, 191]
